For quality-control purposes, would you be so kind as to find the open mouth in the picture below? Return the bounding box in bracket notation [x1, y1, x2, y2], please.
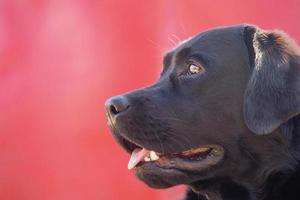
[115, 133, 225, 171]
[128, 145, 224, 171]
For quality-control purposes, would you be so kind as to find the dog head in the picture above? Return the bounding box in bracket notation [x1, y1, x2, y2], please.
[105, 24, 300, 194]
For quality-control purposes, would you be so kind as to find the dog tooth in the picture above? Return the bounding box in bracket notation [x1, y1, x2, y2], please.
[144, 156, 151, 162]
[210, 149, 222, 156]
[212, 149, 218, 153]
[196, 147, 210, 153]
[150, 151, 159, 161]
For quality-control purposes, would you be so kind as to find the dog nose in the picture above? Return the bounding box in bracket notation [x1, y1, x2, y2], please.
[105, 95, 130, 117]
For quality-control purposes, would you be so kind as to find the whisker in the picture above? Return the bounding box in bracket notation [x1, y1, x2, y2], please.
[171, 34, 181, 44]
[168, 37, 178, 47]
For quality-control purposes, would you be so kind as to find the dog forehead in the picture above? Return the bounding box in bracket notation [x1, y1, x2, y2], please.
[174, 25, 247, 55]
[193, 24, 245, 45]
[165, 24, 250, 71]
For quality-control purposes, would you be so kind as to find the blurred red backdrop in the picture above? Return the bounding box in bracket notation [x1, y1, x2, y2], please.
[0, 0, 300, 199]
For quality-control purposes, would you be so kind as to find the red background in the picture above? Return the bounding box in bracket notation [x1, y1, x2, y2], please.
[0, 1, 300, 199]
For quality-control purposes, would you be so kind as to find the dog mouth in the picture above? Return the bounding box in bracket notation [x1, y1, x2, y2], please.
[128, 145, 224, 171]
[115, 132, 225, 172]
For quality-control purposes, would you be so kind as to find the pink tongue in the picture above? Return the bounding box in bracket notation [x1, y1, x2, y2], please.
[128, 148, 149, 170]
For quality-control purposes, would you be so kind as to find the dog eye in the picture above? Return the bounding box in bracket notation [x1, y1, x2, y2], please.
[187, 63, 204, 75]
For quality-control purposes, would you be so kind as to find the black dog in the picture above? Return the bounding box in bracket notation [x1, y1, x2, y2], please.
[105, 24, 300, 200]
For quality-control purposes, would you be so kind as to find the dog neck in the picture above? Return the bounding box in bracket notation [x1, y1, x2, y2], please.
[188, 170, 300, 200]
[187, 115, 300, 200]
[189, 177, 256, 200]
[261, 114, 300, 200]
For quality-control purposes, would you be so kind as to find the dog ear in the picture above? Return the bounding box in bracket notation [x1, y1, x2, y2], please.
[243, 25, 300, 135]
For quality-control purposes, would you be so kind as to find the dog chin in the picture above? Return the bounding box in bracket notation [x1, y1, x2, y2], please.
[133, 156, 226, 189]
[134, 162, 192, 188]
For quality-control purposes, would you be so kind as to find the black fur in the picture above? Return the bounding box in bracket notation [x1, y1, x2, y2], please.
[244, 26, 300, 135]
[105, 24, 300, 200]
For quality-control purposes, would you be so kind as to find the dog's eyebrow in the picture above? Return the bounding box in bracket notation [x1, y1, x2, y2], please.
[162, 52, 173, 73]
[163, 52, 173, 67]
[175, 47, 208, 67]
[175, 47, 190, 61]
[189, 53, 208, 66]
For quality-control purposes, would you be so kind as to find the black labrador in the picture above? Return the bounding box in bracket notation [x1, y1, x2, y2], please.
[105, 24, 300, 200]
